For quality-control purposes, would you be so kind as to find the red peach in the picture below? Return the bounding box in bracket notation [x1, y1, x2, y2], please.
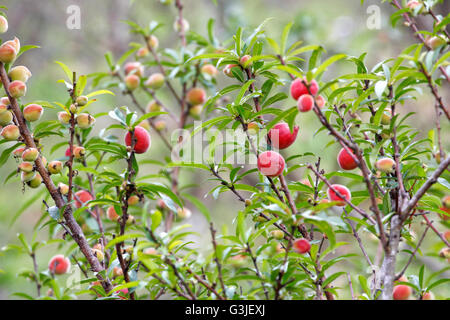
[337, 147, 358, 170]
[23, 104, 43, 122]
[8, 80, 27, 98]
[74, 190, 94, 209]
[19, 162, 34, 173]
[327, 184, 351, 206]
[12, 147, 25, 158]
[293, 238, 311, 254]
[107, 206, 120, 221]
[48, 255, 71, 275]
[268, 122, 299, 150]
[73, 146, 86, 159]
[136, 47, 149, 58]
[422, 291, 435, 300]
[297, 94, 314, 112]
[257, 151, 285, 177]
[442, 195, 450, 209]
[393, 285, 412, 300]
[125, 126, 151, 154]
[58, 183, 69, 195]
[128, 195, 140, 206]
[186, 87, 207, 105]
[290, 78, 318, 100]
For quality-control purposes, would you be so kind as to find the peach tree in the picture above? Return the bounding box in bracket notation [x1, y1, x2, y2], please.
[0, 0, 449, 300]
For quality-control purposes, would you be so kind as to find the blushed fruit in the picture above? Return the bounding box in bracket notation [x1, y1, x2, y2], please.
[58, 112, 71, 124]
[128, 195, 140, 206]
[440, 247, 450, 259]
[19, 162, 34, 173]
[1, 124, 20, 140]
[444, 230, 450, 242]
[0, 42, 17, 64]
[48, 161, 63, 174]
[290, 78, 318, 100]
[4, 37, 20, 53]
[8, 66, 32, 83]
[293, 238, 311, 254]
[375, 157, 395, 173]
[426, 36, 446, 50]
[186, 87, 207, 105]
[58, 183, 69, 195]
[0, 110, 13, 126]
[223, 64, 238, 77]
[0, 103, 7, 113]
[315, 95, 326, 108]
[73, 146, 86, 159]
[271, 230, 284, 240]
[106, 206, 119, 221]
[337, 147, 358, 170]
[1, 97, 10, 105]
[173, 18, 190, 33]
[147, 35, 159, 50]
[422, 291, 435, 300]
[76, 95, 88, 106]
[23, 104, 43, 122]
[22, 148, 39, 161]
[0, 15, 8, 33]
[406, 0, 421, 10]
[92, 248, 104, 262]
[327, 184, 351, 206]
[247, 122, 259, 135]
[297, 94, 314, 112]
[126, 215, 135, 225]
[393, 285, 412, 300]
[157, 199, 166, 209]
[438, 207, 449, 221]
[201, 64, 218, 78]
[48, 255, 71, 275]
[189, 104, 203, 118]
[136, 47, 149, 58]
[442, 196, 450, 209]
[8, 80, 27, 98]
[76, 113, 96, 129]
[12, 147, 25, 158]
[146, 100, 162, 113]
[74, 190, 94, 209]
[112, 266, 123, 278]
[257, 151, 285, 177]
[27, 173, 42, 188]
[69, 104, 77, 114]
[137, 120, 151, 131]
[145, 73, 165, 90]
[143, 247, 157, 255]
[125, 74, 140, 91]
[124, 62, 144, 78]
[154, 120, 166, 131]
[239, 55, 252, 68]
[21, 171, 35, 182]
[268, 122, 299, 150]
[177, 207, 192, 219]
[125, 126, 151, 154]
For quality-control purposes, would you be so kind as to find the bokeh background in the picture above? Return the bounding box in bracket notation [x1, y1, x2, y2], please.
[0, 0, 449, 299]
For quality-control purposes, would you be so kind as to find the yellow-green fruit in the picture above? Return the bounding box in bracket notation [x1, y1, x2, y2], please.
[124, 62, 144, 78]
[375, 157, 395, 173]
[12, 147, 25, 158]
[186, 88, 207, 105]
[126, 215, 135, 225]
[73, 146, 85, 159]
[58, 112, 71, 125]
[189, 104, 203, 118]
[69, 104, 78, 114]
[23, 104, 43, 122]
[92, 249, 104, 262]
[21, 171, 35, 182]
[146, 100, 162, 113]
[112, 266, 123, 278]
[19, 162, 34, 173]
[271, 230, 284, 240]
[1, 97, 10, 105]
[1, 124, 20, 140]
[173, 18, 189, 33]
[4, 38, 20, 53]
[381, 110, 392, 125]
[137, 120, 151, 131]
[245, 199, 252, 207]
[136, 47, 149, 58]
[426, 36, 446, 50]
[8, 80, 27, 99]
[8, 66, 32, 83]
[154, 120, 166, 131]
[201, 64, 218, 78]
[0, 15, 8, 34]
[76, 96, 89, 106]
[0, 110, 13, 126]
[247, 122, 259, 135]
[58, 183, 69, 195]
[27, 173, 42, 188]
[0, 103, 8, 114]
[177, 207, 192, 219]
[145, 73, 165, 90]
[125, 74, 140, 91]
[22, 148, 39, 162]
[48, 161, 63, 174]
[76, 113, 96, 129]
[148, 35, 159, 50]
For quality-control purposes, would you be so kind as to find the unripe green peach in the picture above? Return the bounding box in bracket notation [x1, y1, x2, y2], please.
[375, 157, 395, 173]
[239, 55, 252, 68]
[8, 80, 27, 99]
[92, 248, 104, 262]
[381, 109, 392, 125]
[270, 230, 284, 240]
[124, 62, 144, 78]
[76, 113, 96, 129]
[12, 147, 25, 158]
[27, 173, 42, 188]
[125, 74, 140, 91]
[247, 122, 259, 135]
[186, 87, 207, 105]
[0, 42, 17, 64]
[127, 195, 140, 206]
[22, 148, 39, 162]
[201, 64, 218, 78]
[73, 146, 85, 159]
[19, 161, 34, 173]
[189, 104, 203, 118]
[173, 18, 189, 33]
[58, 182, 69, 195]
[145, 73, 165, 90]
[76, 95, 89, 106]
[48, 161, 63, 174]
[8, 66, 32, 83]
[0, 103, 8, 114]
[0, 110, 12, 126]
[154, 120, 166, 131]
[426, 36, 447, 50]
[146, 100, 162, 113]
[1, 124, 20, 140]
[136, 47, 149, 58]
[58, 111, 71, 125]
[21, 171, 35, 182]
[0, 15, 8, 34]
[254, 215, 266, 223]
[148, 35, 159, 50]
[137, 120, 151, 131]
[177, 207, 192, 219]
[23, 104, 43, 122]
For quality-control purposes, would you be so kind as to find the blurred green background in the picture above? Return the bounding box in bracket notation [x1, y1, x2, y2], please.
[0, 0, 449, 299]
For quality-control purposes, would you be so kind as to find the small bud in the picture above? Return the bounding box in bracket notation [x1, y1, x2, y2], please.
[0, 15, 8, 33]
[76, 113, 96, 129]
[173, 18, 189, 33]
[23, 104, 43, 122]
[27, 173, 42, 188]
[69, 104, 78, 114]
[48, 161, 63, 174]
[1, 124, 20, 140]
[58, 112, 71, 125]
[375, 157, 395, 173]
[22, 148, 39, 162]
[21, 171, 36, 182]
[58, 183, 69, 195]
[145, 73, 165, 90]
[8, 80, 27, 99]
[125, 74, 140, 91]
[177, 207, 192, 219]
[8, 66, 32, 83]
[73, 146, 86, 159]
[239, 55, 252, 68]
[147, 35, 159, 50]
[124, 62, 144, 78]
[223, 64, 238, 78]
[0, 110, 13, 126]
[76, 95, 89, 106]
[19, 161, 34, 173]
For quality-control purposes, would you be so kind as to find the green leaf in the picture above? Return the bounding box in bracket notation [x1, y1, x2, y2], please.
[86, 89, 115, 98]
[182, 193, 211, 222]
[55, 61, 73, 82]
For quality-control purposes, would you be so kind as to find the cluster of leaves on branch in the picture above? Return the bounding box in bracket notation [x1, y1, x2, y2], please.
[0, 0, 449, 300]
